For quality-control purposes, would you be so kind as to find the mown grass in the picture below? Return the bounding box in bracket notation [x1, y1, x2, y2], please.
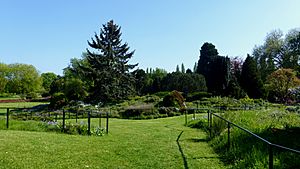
[0, 102, 48, 109]
[0, 115, 228, 169]
[188, 107, 300, 168]
[0, 102, 49, 116]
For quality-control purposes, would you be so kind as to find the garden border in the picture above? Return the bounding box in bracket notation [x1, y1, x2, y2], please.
[207, 110, 300, 169]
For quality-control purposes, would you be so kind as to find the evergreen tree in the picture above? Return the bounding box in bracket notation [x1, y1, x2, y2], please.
[176, 65, 180, 72]
[186, 68, 192, 74]
[196, 42, 230, 95]
[193, 62, 197, 73]
[85, 20, 138, 104]
[196, 42, 219, 82]
[181, 63, 185, 73]
[240, 54, 263, 98]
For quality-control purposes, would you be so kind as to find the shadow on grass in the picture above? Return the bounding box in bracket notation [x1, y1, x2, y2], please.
[185, 138, 208, 142]
[177, 131, 189, 169]
[192, 156, 220, 160]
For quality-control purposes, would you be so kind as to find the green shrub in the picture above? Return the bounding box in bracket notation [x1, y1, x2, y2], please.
[143, 95, 160, 103]
[162, 94, 176, 107]
[120, 106, 159, 119]
[153, 91, 170, 98]
[187, 92, 212, 102]
[187, 118, 209, 131]
[50, 92, 67, 109]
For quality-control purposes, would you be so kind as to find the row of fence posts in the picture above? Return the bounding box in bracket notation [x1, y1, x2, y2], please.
[52, 109, 109, 135]
[206, 110, 300, 169]
[4, 108, 109, 135]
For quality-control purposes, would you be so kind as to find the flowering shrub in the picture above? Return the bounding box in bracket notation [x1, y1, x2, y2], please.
[44, 121, 105, 136]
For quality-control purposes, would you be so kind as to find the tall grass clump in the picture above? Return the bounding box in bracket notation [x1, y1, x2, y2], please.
[188, 108, 300, 168]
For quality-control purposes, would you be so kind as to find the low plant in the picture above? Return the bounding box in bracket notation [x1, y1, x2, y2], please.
[187, 108, 300, 168]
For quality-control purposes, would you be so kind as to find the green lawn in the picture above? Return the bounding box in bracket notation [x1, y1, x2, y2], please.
[0, 102, 48, 109]
[0, 102, 49, 116]
[0, 116, 228, 169]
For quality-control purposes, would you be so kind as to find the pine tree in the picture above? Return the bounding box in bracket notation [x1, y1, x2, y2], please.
[85, 20, 137, 104]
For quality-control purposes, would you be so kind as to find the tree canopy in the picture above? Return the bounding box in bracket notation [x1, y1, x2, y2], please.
[196, 42, 230, 95]
[85, 20, 138, 104]
[253, 29, 300, 81]
[266, 68, 300, 102]
[240, 55, 263, 99]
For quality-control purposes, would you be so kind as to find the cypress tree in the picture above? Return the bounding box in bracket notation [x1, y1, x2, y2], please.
[197, 42, 230, 95]
[240, 54, 263, 98]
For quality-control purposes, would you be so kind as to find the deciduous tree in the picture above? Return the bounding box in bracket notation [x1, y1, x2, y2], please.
[266, 68, 300, 102]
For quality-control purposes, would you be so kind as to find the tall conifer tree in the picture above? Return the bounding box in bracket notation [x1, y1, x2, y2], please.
[86, 20, 137, 104]
[240, 54, 263, 98]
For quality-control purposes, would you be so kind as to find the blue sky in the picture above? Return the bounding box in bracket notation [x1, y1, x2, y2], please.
[1, 0, 300, 75]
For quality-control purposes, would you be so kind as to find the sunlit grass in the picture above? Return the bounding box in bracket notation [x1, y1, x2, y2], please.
[0, 116, 228, 169]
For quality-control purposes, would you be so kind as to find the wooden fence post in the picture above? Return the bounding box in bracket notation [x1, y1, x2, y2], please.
[228, 123, 230, 150]
[207, 110, 210, 127]
[6, 108, 9, 128]
[193, 109, 195, 119]
[99, 113, 102, 128]
[209, 111, 212, 138]
[269, 144, 273, 169]
[88, 111, 91, 136]
[76, 109, 78, 123]
[106, 111, 109, 134]
[185, 110, 187, 125]
[62, 109, 65, 133]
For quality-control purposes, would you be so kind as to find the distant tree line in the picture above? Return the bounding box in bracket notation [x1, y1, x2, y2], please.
[1, 20, 299, 106]
[0, 63, 43, 98]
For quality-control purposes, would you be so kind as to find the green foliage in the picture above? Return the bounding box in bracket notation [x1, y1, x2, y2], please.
[162, 94, 177, 107]
[186, 92, 212, 102]
[153, 91, 170, 98]
[181, 63, 185, 73]
[240, 55, 264, 99]
[157, 107, 180, 117]
[225, 79, 246, 99]
[0, 63, 9, 93]
[161, 72, 207, 93]
[120, 107, 159, 119]
[50, 92, 67, 109]
[189, 108, 300, 168]
[176, 65, 180, 72]
[266, 68, 300, 103]
[197, 96, 269, 109]
[41, 72, 57, 96]
[187, 118, 209, 131]
[132, 69, 148, 95]
[49, 76, 87, 104]
[63, 53, 91, 80]
[64, 78, 88, 101]
[143, 68, 168, 94]
[2, 63, 42, 97]
[85, 20, 138, 104]
[196, 42, 230, 95]
[253, 29, 300, 81]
